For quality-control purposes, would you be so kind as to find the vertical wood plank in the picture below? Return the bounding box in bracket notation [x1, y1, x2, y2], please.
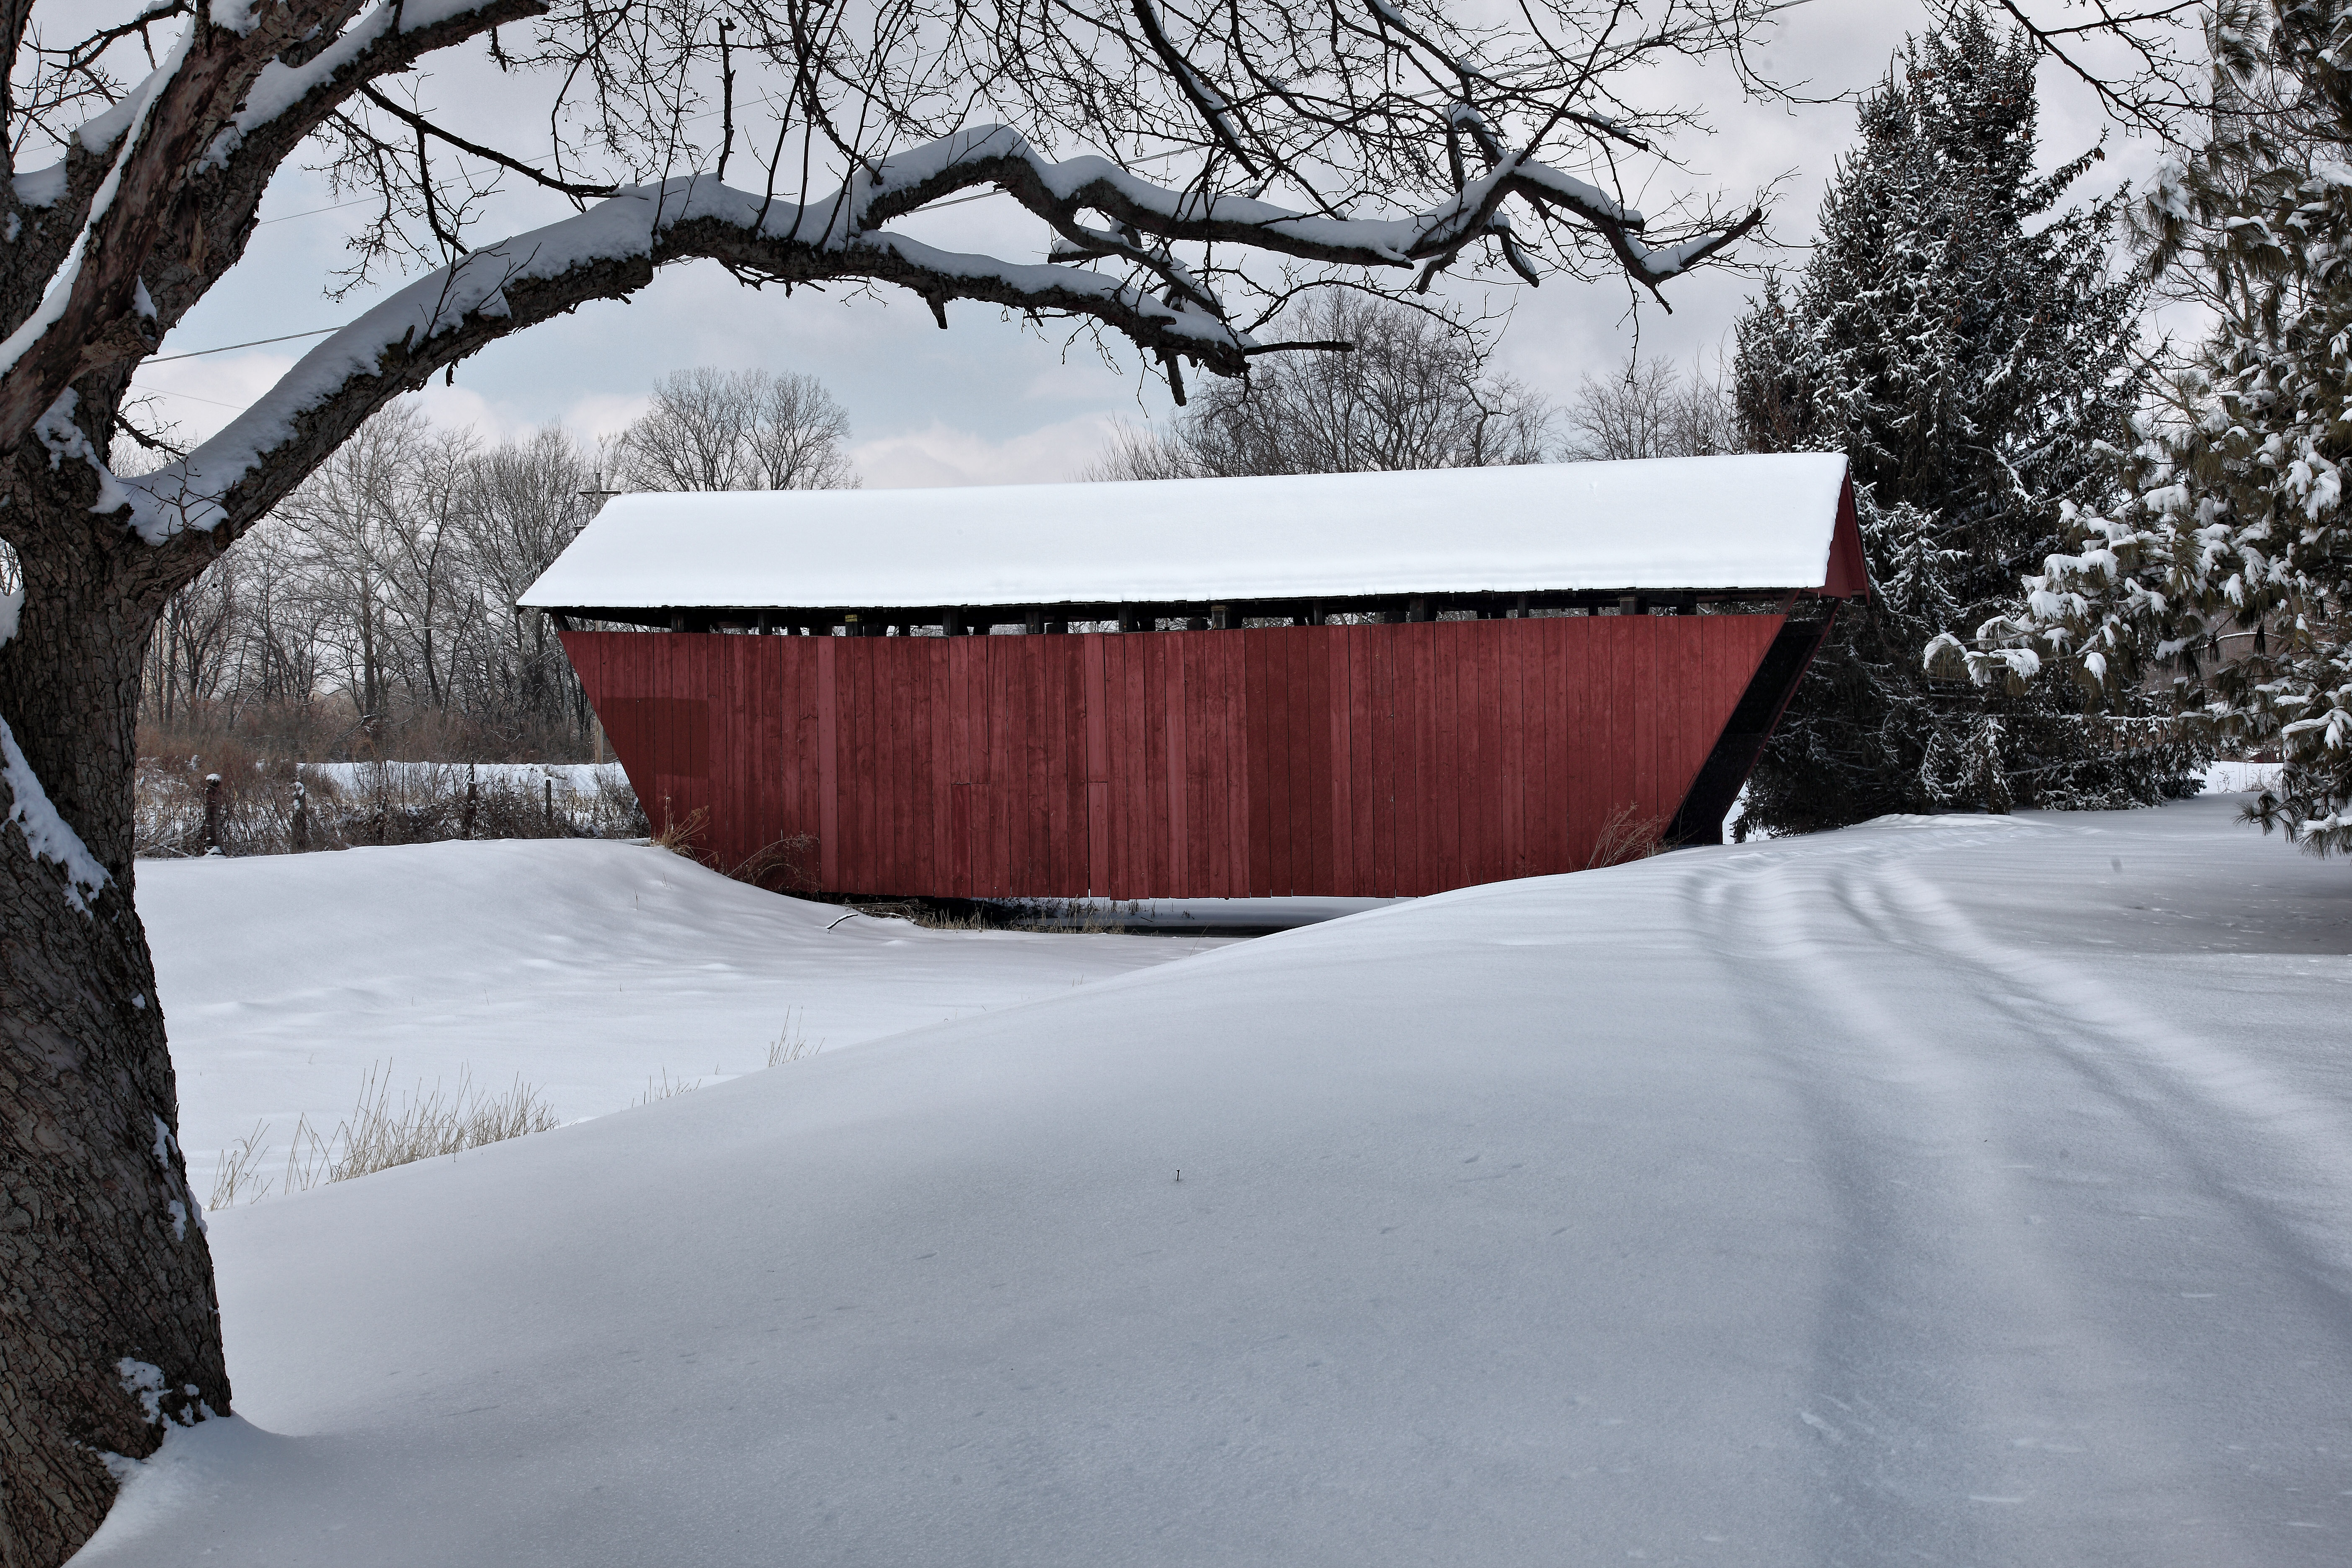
[1231, 633, 1253, 896]
[1269, 630, 1296, 897]
[817, 636, 839, 890]
[1318, 628, 1349, 896]
[1048, 640, 1075, 895]
[1475, 621, 1502, 886]
[1244, 631, 1271, 897]
[1084, 635, 1108, 896]
[1430, 622, 1459, 891]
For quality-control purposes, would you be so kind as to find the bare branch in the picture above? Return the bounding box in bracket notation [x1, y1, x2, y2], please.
[356, 84, 619, 198]
[110, 122, 1754, 566]
[1943, 0, 2211, 139]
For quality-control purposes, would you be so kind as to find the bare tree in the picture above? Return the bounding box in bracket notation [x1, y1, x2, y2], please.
[454, 424, 603, 749]
[275, 405, 431, 726]
[152, 407, 609, 761]
[616, 367, 857, 492]
[1092, 292, 1554, 477]
[1561, 353, 1740, 461]
[0, 1, 1780, 1557]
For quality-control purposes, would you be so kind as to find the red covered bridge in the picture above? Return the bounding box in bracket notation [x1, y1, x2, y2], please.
[521, 456, 1867, 900]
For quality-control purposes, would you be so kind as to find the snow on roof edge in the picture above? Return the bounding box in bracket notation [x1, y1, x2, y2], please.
[520, 455, 1853, 611]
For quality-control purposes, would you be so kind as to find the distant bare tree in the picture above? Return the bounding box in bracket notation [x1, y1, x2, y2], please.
[143, 405, 611, 762]
[455, 426, 603, 747]
[1091, 294, 1554, 478]
[276, 405, 431, 724]
[614, 369, 858, 493]
[1562, 355, 1740, 461]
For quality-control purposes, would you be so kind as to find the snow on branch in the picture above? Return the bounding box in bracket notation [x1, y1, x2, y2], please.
[108, 124, 1751, 545]
[1, 713, 113, 914]
[0, 0, 537, 459]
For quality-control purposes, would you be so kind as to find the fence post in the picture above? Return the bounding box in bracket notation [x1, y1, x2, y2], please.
[462, 764, 478, 840]
[202, 773, 222, 856]
[544, 776, 554, 833]
[291, 775, 309, 851]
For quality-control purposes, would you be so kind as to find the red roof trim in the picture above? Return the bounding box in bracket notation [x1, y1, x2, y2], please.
[1818, 475, 1871, 599]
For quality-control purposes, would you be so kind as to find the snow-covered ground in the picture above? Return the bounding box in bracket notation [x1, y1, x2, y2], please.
[140, 841, 1223, 1201]
[295, 760, 629, 794]
[82, 788, 2352, 1565]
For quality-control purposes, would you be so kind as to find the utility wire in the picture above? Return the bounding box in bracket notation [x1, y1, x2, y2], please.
[127, 382, 247, 410]
[255, 196, 375, 226]
[145, 327, 341, 364]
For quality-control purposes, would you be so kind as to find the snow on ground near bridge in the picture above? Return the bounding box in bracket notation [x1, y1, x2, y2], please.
[83, 791, 2352, 1566]
[139, 841, 1223, 1200]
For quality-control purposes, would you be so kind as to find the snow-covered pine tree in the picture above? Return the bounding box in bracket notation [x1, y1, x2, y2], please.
[1939, 0, 2352, 855]
[1731, 7, 2204, 836]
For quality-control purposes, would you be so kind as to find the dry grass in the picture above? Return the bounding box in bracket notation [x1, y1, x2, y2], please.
[823, 897, 994, 931]
[333, 1064, 563, 1181]
[636, 1067, 702, 1105]
[1586, 803, 1670, 869]
[1008, 900, 1123, 934]
[729, 831, 820, 892]
[138, 754, 646, 858]
[768, 1008, 824, 1066]
[649, 798, 709, 857]
[206, 1062, 562, 1207]
[209, 1123, 273, 1209]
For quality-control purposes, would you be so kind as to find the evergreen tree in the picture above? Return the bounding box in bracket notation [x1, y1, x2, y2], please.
[1732, 8, 2204, 835]
[1944, 0, 2352, 856]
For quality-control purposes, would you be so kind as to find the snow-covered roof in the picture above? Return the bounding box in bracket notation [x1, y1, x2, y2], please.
[518, 454, 1857, 612]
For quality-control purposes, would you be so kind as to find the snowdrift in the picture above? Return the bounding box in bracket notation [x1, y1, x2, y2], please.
[139, 838, 1217, 1198]
[85, 796, 2352, 1565]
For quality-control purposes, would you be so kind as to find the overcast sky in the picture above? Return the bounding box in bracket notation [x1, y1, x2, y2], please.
[128, 0, 2169, 489]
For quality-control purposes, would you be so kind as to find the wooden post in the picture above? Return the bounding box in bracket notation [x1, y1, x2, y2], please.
[202, 774, 222, 856]
[462, 764, 478, 840]
[290, 777, 309, 852]
[1025, 609, 1044, 636]
[544, 776, 554, 831]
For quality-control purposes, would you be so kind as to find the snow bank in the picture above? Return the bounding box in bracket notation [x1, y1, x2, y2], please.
[85, 797, 2352, 1564]
[518, 455, 1855, 611]
[139, 838, 1217, 1199]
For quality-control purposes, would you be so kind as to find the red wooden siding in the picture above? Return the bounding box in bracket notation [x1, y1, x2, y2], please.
[564, 614, 1785, 899]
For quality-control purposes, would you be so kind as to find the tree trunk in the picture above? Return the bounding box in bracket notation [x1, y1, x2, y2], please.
[0, 475, 230, 1568]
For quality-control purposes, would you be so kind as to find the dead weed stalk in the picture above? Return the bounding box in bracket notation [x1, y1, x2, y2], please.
[1586, 804, 1670, 869]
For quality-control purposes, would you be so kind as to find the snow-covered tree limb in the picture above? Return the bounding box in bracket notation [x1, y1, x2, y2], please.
[100, 124, 1752, 560]
[0, 0, 539, 460]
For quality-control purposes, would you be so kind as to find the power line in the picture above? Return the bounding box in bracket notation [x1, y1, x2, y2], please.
[255, 196, 375, 226]
[127, 382, 247, 411]
[145, 327, 341, 365]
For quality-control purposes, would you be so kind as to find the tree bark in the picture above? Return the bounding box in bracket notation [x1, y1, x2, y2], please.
[1, 436, 229, 1568]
